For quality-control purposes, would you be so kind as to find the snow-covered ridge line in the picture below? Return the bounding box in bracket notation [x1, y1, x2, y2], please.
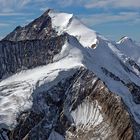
[116, 36, 140, 65]
[48, 10, 99, 48]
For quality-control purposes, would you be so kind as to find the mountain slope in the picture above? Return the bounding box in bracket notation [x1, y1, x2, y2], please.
[48, 10, 98, 48]
[0, 10, 140, 140]
[117, 36, 140, 65]
[3, 10, 56, 41]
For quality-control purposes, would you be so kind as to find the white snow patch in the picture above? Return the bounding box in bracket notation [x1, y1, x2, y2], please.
[71, 100, 103, 130]
[49, 10, 98, 48]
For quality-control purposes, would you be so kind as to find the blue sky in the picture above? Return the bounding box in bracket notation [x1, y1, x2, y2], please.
[0, 0, 140, 41]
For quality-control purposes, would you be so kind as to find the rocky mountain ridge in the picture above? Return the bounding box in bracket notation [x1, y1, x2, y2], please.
[0, 9, 140, 140]
[0, 34, 65, 79]
[3, 10, 56, 41]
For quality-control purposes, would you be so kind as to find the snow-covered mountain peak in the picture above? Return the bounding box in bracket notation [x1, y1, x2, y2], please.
[1, 9, 140, 140]
[48, 10, 73, 33]
[116, 36, 140, 64]
[48, 10, 99, 48]
[117, 36, 134, 45]
[41, 9, 53, 17]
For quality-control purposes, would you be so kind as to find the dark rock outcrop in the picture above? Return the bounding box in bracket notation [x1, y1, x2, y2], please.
[0, 34, 66, 79]
[3, 10, 56, 42]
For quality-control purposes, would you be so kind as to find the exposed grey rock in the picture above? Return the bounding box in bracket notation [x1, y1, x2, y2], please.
[0, 35, 66, 79]
[3, 9, 56, 41]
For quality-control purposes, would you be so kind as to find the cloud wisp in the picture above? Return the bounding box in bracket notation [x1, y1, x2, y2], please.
[0, 0, 31, 12]
[0, 12, 32, 16]
[39, 0, 140, 9]
[80, 12, 140, 26]
[85, 0, 140, 9]
[0, 23, 9, 27]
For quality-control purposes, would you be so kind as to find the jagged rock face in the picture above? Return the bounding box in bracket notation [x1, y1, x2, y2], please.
[4, 68, 133, 140]
[127, 59, 140, 76]
[0, 35, 66, 79]
[3, 10, 56, 41]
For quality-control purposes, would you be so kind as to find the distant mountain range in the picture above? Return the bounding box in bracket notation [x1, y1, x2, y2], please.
[0, 9, 140, 140]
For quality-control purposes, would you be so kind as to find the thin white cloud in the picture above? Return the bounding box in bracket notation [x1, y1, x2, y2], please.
[85, 0, 140, 9]
[80, 12, 140, 26]
[1, 0, 140, 13]
[40, 7, 49, 12]
[56, 0, 84, 7]
[43, 0, 85, 7]
[0, 12, 30, 16]
[39, 0, 140, 9]
[0, 0, 31, 12]
[0, 23, 9, 27]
